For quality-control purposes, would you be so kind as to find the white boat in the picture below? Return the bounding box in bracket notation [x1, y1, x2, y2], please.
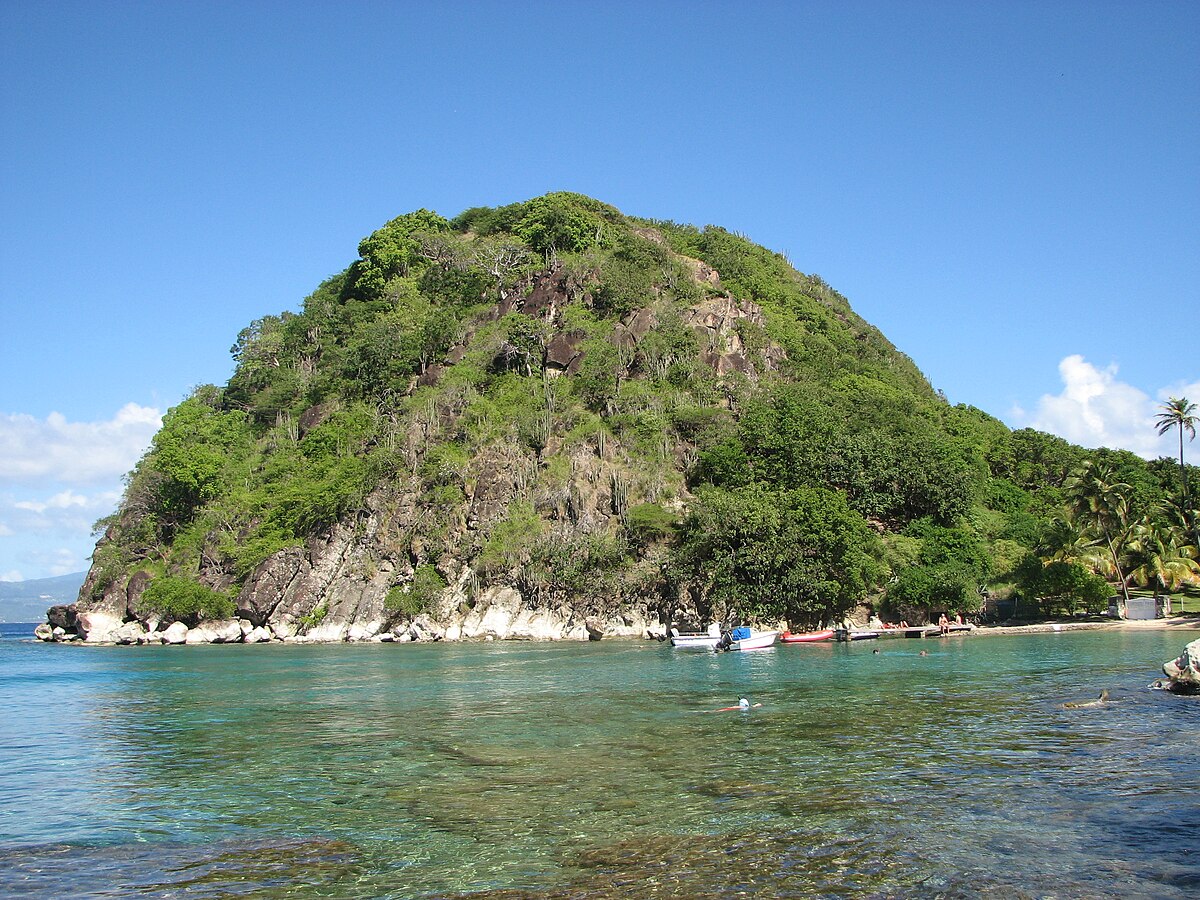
[670, 623, 721, 650]
[723, 629, 780, 651]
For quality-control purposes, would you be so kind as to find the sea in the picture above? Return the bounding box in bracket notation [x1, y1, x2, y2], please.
[1, 622, 1196, 898]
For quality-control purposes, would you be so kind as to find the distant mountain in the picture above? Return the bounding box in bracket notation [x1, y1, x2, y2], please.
[0, 573, 85, 622]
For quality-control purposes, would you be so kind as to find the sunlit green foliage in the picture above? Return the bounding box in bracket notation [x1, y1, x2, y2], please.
[141, 576, 235, 624]
[884, 519, 992, 618]
[386, 564, 448, 618]
[92, 192, 1197, 629]
[673, 484, 883, 627]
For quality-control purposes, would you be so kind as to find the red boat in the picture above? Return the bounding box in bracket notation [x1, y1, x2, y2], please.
[780, 629, 835, 643]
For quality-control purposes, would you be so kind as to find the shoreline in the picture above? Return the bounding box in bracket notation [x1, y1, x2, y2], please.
[970, 615, 1200, 637]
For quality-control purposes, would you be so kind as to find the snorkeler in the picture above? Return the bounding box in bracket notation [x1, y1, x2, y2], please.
[710, 697, 762, 712]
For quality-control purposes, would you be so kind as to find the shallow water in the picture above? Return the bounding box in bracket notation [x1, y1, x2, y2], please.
[1, 628, 1196, 898]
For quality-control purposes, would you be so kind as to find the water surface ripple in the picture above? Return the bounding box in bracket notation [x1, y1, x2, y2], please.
[1, 627, 1196, 897]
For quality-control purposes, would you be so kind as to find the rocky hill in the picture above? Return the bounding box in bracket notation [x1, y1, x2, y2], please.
[1, 573, 85, 623]
[40, 193, 1188, 645]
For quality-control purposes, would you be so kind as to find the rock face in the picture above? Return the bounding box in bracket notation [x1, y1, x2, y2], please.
[42, 261, 773, 647]
[78, 611, 123, 644]
[1162, 638, 1200, 695]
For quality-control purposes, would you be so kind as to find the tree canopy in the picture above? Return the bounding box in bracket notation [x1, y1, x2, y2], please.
[89, 193, 1199, 626]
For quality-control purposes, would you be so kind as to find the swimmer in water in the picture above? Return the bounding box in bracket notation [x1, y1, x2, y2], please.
[710, 697, 762, 712]
[1062, 689, 1110, 709]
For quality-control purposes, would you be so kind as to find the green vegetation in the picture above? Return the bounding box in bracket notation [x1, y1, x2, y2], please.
[140, 576, 235, 624]
[298, 602, 328, 632]
[90, 193, 1199, 627]
[386, 565, 448, 618]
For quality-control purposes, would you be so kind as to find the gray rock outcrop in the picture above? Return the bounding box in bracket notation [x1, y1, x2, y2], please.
[1161, 638, 1200, 694]
[44, 264, 775, 647]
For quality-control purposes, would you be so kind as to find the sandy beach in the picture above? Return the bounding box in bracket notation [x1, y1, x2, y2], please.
[973, 616, 1200, 637]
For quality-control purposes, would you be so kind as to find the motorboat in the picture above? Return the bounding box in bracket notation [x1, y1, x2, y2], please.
[670, 623, 721, 650]
[720, 627, 779, 651]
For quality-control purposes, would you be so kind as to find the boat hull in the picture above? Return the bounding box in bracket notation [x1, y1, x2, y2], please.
[670, 634, 720, 650]
[728, 630, 779, 651]
[781, 629, 834, 643]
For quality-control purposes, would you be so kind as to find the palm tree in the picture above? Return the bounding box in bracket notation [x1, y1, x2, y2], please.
[1065, 460, 1135, 615]
[1125, 519, 1200, 597]
[1037, 515, 1108, 570]
[1155, 396, 1197, 534]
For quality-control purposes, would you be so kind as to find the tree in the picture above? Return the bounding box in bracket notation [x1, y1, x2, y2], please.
[1124, 520, 1199, 596]
[672, 484, 883, 628]
[885, 520, 992, 619]
[1155, 396, 1198, 544]
[148, 394, 250, 531]
[1036, 516, 1108, 571]
[1064, 460, 1134, 614]
[141, 576, 235, 625]
[1014, 558, 1110, 616]
[350, 209, 450, 298]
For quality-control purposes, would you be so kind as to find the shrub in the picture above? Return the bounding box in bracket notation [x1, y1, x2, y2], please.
[1015, 558, 1111, 616]
[298, 602, 328, 631]
[141, 576, 235, 624]
[626, 503, 679, 544]
[386, 565, 448, 618]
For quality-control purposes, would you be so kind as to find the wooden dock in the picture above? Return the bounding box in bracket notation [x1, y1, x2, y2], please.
[876, 624, 976, 639]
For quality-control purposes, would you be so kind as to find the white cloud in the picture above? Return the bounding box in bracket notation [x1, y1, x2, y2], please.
[1157, 379, 1200, 408]
[0, 403, 161, 485]
[14, 490, 90, 514]
[2, 488, 121, 535]
[0, 419, 132, 577]
[1013, 356, 1198, 459]
[42, 546, 88, 578]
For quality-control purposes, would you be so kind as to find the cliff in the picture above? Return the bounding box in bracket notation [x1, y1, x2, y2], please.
[43, 192, 1143, 646]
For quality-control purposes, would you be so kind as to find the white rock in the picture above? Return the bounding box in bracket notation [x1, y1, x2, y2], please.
[116, 621, 147, 645]
[78, 610, 123, 643]
[162, 622, 189, 644]
[35, 623, 55, 641]
[210, 619, 244, 643]
[509, 608, 569, 641]
[270, 622, 295, 640]
[348, 622, 380, 642]
[461, 587, 522, 639]
[307, 621, 349, 643]
[185, 620, 243, 644]
[245, 626, 273, 643]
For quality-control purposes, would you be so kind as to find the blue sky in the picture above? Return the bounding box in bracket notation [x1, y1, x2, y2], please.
[2, 0, 1197, 581]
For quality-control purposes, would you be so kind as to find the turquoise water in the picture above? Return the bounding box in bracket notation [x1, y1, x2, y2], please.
[1, 627, 1196, 898]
